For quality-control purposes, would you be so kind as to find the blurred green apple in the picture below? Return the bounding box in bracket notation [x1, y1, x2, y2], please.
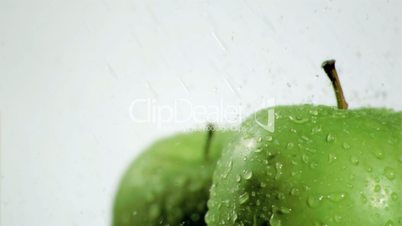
[113, 125, 234, 226]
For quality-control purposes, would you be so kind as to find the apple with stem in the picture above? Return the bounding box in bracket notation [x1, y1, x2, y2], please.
[113, 124, 234, 226]
[205, 60, 401, 226]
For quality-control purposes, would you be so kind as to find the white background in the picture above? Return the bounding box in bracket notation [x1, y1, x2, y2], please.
[1, 0, 401, 225]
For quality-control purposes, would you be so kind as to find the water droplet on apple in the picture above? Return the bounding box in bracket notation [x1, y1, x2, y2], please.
[333, 215, 342, 222]
[301, 135, 312, 143]
[328, 153, 337, 163]
[279, 206, 292, 214]
[236, 175, 241, 182]
[231, 212, 238, 223]
[384, 167, 395, 180]
[327, 192, 347, 202]
[239, 192, 250, 204]
[305, 147, 317, 153]
[350, 156, 359, 165]
[311, 126, 322, 134]
[222, 160, 233, 178]
[289, 115, 309, 123]
[374, 185, 381, 192]
[290, 187, 300, 196]
[326, 133, 335, 142]
[287, 142, 294, 149]
[307, 195, 323, 208]
[384, 219, 394, 226]
[275, 162, 283, 180]
[302, 154, 310, 164]
[360, 193, 368, 204]
[243, 170, 253, 180]
[269, 213, 282, 226]
[375, 151, 384, 159]
[309, 161, 318, 169]
[342, 142, 351, 149]
[277, 192, 285, 200]
[309, 109, 319, 116]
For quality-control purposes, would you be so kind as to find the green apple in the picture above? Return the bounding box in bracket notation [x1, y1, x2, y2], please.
[112, 125, 234, 226]
[205, 60, 401, 226]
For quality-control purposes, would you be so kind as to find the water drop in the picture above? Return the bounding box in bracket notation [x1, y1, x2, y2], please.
[307, 195, 323, 208]
[301, 135, 312, 143]
[384, 220, 394, 226]
[374, 185, 381, 192]
[266, 135, 273, 141]
[239, 192, 250, 204]
[231, 212, 238, 223]
[269, 213, 282, 226]
[290, 188, 300, 196]
[305, 147, 317, 153]
[360, 194, 368, 204]
[311, 126, 322, 134]
[243, 170, 253, 180]
[279, 206, 291, 214]
[327, 192, 346, 202]
[236, 175, 241, 182]
[350, 156, 359, 165]
[277, 192, 285, 200]
[302, 154, 309, 164]
[384, 167, 395, 180]
[328, 153, 337, 163]
[275, 162, 283, 180]
[309, 109, 319, 116]
[310, 161, 318, 169]
[326, 133, 335, 142]
[222, 160, 233, 178]
[342, 142, 351, 149]
[334, 215, 342, 223]
[289, 115, 309, 123]
[375, 151, 384, 159]
[287, 142, 294, 149]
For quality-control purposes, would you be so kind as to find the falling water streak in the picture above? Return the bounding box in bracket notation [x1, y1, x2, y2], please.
[145, 2, 168, 35]
[106, 62, 119, 79]
[129, 30, 144, 49]
[178, 77, 191, 95]
[146, 80, 159, 100]
[211, 31, 227, 52]
[223, 77, 241, 98]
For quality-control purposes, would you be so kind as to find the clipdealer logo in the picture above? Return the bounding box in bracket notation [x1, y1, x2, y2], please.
[128, 98, 275, 132]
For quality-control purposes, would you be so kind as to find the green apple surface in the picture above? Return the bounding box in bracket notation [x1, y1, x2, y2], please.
[206, 105, 401, 225]
[113, 129, 234, 226]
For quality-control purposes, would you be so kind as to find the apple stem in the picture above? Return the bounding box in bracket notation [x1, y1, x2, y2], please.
[204, 123, 215, 161]
[322, 60, 349, 110]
